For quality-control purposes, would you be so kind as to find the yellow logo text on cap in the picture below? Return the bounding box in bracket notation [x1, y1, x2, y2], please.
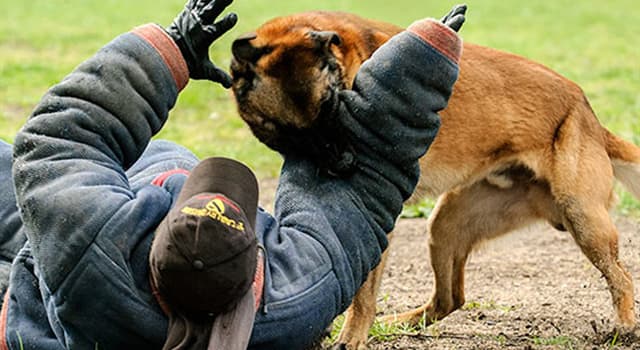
[181, 195, 245, 232]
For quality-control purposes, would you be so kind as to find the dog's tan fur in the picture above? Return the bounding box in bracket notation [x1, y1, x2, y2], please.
[230, 11, 640, 349]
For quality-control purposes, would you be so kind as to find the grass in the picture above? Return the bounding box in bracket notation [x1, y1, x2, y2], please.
[15, 332, 23, 350]
[462, 300, 514, 314]
[530, 335, 575, 348]
[326, 312, 440, 346]
[400, 198, 437, 218]
[1, 0, 639, 181]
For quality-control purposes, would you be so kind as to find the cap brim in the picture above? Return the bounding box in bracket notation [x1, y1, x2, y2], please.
[207, 287, 256, 350]
[161, 288, 255, 350]
[177, 157, 259, 229]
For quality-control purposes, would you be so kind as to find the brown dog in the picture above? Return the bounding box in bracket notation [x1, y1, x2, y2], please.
[230, 11, 640, 349]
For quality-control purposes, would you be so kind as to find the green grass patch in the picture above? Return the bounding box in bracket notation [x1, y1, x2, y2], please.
[401, 198, 437, 218]
[462, 300, 514, 314]
[325, 313, 436, 346]
[616, 188, 640, 217]
[1, 1, 638, 208]
[530, 335, 576, 348]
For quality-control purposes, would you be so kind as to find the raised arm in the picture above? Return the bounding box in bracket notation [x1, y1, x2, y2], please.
[336, 14, 464, 227]
[12, 25, 189, 290]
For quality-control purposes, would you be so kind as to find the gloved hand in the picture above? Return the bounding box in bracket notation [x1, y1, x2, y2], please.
[166, 0, 237, 87]
[441, 4, 467, 32]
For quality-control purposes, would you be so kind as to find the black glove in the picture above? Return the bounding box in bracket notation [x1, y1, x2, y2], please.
[166, 0, 237, 87]
[441, 4, 467, 32]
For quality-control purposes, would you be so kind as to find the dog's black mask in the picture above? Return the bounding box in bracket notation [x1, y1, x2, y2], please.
[251, 90, 357, 178]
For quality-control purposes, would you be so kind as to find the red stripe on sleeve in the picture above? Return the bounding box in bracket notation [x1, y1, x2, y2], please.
[131, 24, 190, 91]
[407, 19, 463, 64]
[0, 291, 11, 350]
[151, 168, 191, 187]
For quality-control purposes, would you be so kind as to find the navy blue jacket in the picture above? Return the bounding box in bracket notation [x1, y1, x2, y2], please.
[1, 19, 461, 350]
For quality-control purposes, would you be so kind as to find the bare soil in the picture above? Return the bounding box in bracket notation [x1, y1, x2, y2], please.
[367, 216, 639, 350]
[258, 178, 640, 350]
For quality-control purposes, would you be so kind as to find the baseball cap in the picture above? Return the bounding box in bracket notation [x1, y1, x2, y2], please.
[149, 157, 262, 350]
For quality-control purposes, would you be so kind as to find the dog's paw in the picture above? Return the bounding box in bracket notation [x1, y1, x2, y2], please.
[332, 330, 368, 350]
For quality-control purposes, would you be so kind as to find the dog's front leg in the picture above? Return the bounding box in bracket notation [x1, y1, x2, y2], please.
[333, 234, 393, 350]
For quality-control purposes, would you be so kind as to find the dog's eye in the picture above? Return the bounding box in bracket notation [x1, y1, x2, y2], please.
[263, 120, 277, 131]
[238, 68, 256, 82]
[320, 57, 339, 73]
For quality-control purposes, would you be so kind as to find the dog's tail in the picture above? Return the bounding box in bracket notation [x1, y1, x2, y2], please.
[606, 130, 640, 199]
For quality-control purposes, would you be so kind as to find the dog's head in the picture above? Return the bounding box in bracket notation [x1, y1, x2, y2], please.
[230, 11, 400, 175]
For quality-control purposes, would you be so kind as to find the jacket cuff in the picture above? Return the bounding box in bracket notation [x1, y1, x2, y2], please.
[407, 19, 463, 64]
[131, 24, 189, 92]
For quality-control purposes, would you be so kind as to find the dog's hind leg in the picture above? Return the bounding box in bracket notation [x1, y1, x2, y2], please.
[335, 234, 393, 350]
[560, 199, 636, 330]
[551, 165, 635, 330]
[549, 105, 636, 331]
[381, 173, 554, 327]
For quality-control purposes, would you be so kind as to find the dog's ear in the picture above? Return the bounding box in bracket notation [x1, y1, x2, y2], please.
[308, 31, 342, 51]
[232, 32, 267, 63]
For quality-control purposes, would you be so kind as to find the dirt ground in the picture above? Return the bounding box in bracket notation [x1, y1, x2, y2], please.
[367, 216, 639, 350]
[258, 178, 640, 350]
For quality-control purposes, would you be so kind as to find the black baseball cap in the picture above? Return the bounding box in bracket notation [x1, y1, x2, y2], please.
[149, 157, 261, 350]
